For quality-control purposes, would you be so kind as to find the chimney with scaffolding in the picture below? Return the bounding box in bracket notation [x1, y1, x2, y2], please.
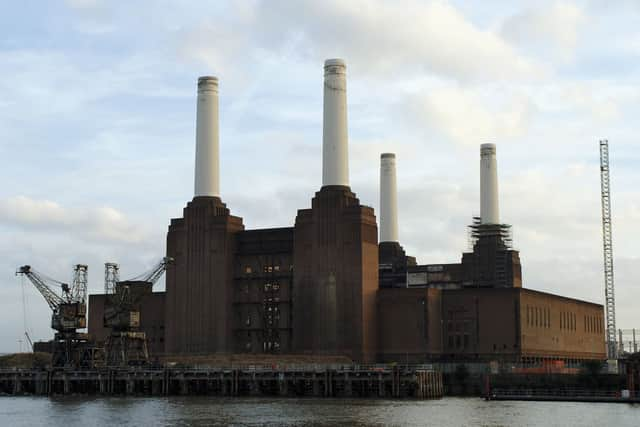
[460, 144, 522, 288]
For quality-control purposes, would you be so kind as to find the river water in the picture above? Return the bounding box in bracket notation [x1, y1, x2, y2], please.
[0, 396, 638, 426]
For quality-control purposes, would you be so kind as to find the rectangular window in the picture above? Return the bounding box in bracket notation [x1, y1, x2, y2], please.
[547, 308, 550, 328]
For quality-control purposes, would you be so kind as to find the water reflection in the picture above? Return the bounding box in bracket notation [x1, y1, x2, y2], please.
[1, 396, 639, 426]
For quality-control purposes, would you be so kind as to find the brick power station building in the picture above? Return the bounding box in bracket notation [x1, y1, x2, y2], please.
[89, 59, 606, 364]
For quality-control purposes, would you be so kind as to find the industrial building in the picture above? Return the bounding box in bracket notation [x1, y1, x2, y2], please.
[88, 59, 606, 365]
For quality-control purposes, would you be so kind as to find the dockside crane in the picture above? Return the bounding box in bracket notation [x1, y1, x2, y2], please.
[103, 257, 172, 366]
[16, 264, 91, 367]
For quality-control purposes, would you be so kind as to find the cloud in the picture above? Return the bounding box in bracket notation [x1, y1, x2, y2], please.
[64, 0, 115, 34]
[408, 85, 534, 145]
[502, 2, 587, 61]
[0, 196, 148, 244]
[174, 0, 546, 82]
[65, 0, 104, 10]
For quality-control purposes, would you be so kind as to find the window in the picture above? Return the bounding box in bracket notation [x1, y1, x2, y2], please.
[246, 315, 251, 326]
[546, 308, 550, 328]
[245, 266, 252, 274]
[274, 265, 280, 272]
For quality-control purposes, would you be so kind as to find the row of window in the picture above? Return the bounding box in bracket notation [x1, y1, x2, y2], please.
[526, 305, 551, 329]
[447, 320, 471, 334]
[447, 334, 470, 349]
[244, 265, 290, 274]
[560, 311, 577, 331]
[244, 307, 282, 326]
[238, 282, 284, 294]
[244, 341, 281, 352]
[526, 306, 601, 334]
[584, 315, 603, 334]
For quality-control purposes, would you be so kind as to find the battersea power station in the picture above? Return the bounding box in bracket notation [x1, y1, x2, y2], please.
[89, 59, 606, 365]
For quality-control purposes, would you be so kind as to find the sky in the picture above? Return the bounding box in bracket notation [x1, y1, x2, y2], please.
[0, 0, 638, 353]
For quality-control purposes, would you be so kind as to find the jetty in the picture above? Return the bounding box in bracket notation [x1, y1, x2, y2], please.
[0, 364, 443, 398]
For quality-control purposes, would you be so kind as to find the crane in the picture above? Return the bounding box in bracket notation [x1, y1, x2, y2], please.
[16, 264, 90, 367]
[103, 257, 172, 366]
[600, 140, 617, 359]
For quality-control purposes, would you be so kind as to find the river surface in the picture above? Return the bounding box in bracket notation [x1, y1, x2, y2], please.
[0, 396, 638, 426]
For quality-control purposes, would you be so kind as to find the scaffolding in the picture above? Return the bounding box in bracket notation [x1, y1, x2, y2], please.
[467, 216, 513, 250]
[599, 140, 617, 359]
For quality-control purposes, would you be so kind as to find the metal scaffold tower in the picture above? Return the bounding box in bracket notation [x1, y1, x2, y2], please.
[600, 139, 617, 359]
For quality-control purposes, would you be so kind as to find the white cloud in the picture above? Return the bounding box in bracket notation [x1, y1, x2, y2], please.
[502, 2, 587, 61]
[65, 0, 103, 10]
[409, 85, 534, 145]
[0, 196, 148, 244]
[271, 0, 547, 81]
[174, 0, 546, 82]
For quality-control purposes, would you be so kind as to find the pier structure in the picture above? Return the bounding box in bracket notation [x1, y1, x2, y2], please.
[0, 365, 442, 399]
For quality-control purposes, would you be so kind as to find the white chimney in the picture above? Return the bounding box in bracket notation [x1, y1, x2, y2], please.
[380, 153, 399, 242]
[322, 59, 349, 187]
[194, 76, 220, 198]
[480, 143, 500, 224]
